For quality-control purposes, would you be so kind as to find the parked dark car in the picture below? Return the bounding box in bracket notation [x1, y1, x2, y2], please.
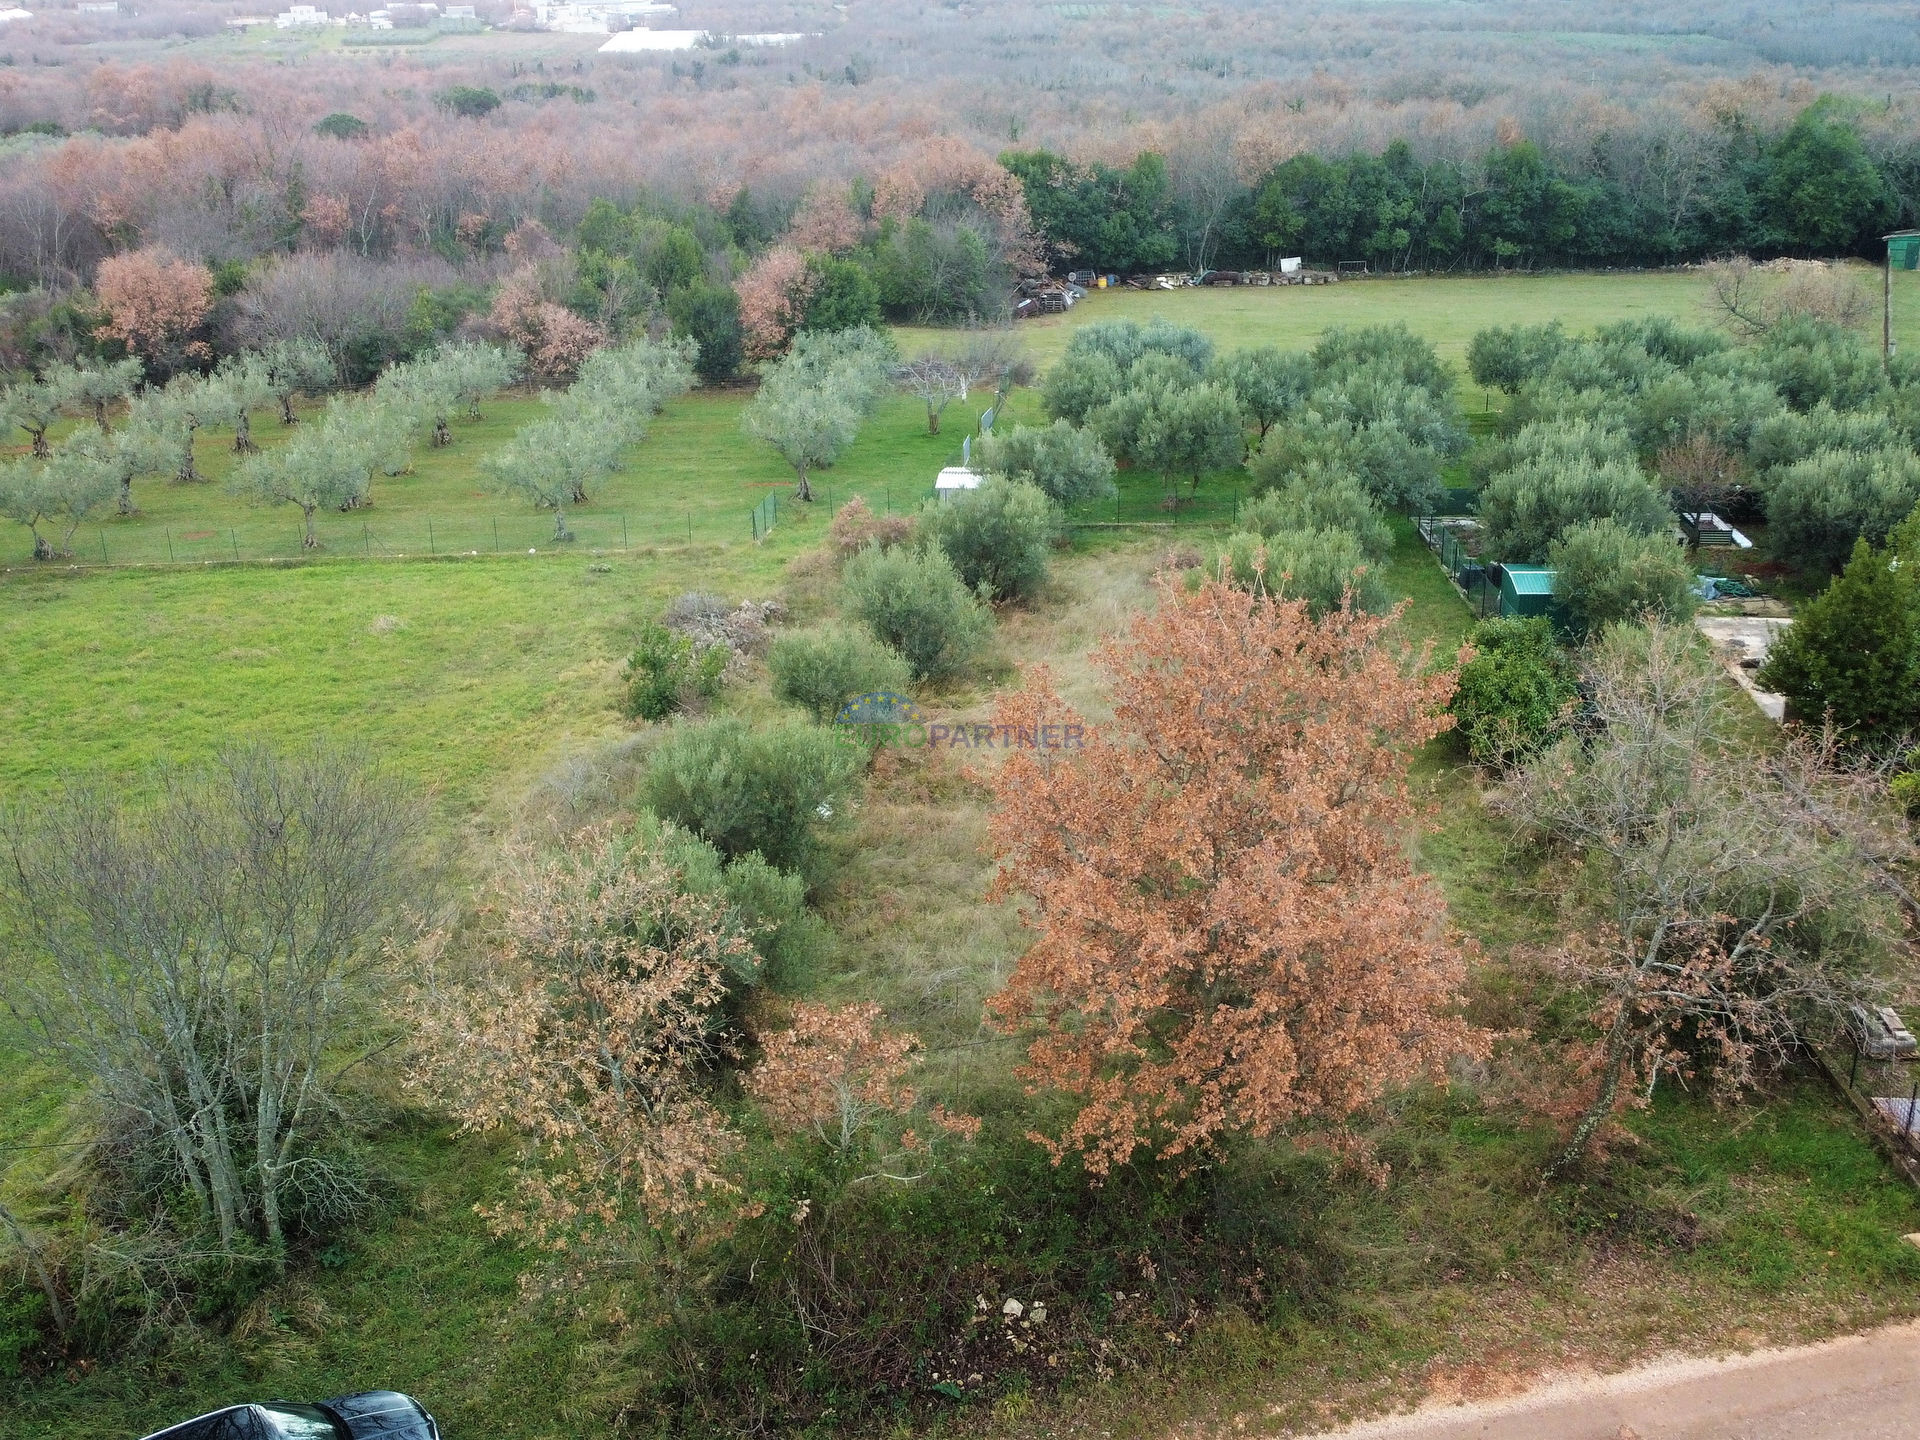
[139, 1391, 439, 1440]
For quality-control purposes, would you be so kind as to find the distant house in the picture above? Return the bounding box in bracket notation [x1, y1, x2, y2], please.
[77, 2, 118, 12]
[0, 8, 33, 20]
[275, 4, 336, 24]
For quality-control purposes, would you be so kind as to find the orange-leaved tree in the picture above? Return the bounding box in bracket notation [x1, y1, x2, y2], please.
[407, 824, 749, 1288]
[748, 999, 980, 1165]
[93, 247, 213, 375]
[987, 575, 1485, 1175]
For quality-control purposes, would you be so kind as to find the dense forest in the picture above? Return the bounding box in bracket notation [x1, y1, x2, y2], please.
[1, 0, 1920, 370]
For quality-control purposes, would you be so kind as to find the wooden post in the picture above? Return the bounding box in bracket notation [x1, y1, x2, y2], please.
[1886, 247, 1894, 368]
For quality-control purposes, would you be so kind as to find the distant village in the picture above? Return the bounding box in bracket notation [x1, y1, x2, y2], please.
[214, 0, 810, 40]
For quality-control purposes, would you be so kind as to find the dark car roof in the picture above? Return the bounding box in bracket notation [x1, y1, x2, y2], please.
[322, 1391, 436, 1440]
[138, 1393, 435, 1440]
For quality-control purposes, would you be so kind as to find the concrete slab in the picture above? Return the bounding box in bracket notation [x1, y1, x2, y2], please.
[1695, 616, 1791, 723]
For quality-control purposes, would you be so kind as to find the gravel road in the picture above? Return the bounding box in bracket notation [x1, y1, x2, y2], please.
[1300, 1321, 1920, 1439]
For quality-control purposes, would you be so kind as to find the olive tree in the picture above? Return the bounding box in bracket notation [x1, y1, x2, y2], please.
[51, 357, 144, 433]
[1209, 345, 1315, 439]
[0, 447, 117, 559]
[260, 338, 338, 425]
[235, 396, 409, 547]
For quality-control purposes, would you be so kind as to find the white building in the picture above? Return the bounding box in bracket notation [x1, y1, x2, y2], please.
[598, 25, 811, 50]
[0, 8, 33, 20]
[77, 2, 117, 13]
[274, 4, 338, 24]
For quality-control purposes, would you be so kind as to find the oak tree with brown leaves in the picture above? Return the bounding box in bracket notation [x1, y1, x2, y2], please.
[92, 247, 212, 375]
[986, 575, 1485, 1175]
[407, 825, 749, 1291]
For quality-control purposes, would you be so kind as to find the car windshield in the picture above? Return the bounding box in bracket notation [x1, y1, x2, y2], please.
[258, 1405, 343, 1440]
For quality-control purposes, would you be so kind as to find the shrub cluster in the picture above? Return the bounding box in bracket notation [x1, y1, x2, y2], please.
[1450, 616, 1579, 766]
[842, 540, 992, 681]
[769, 627, 914, 721]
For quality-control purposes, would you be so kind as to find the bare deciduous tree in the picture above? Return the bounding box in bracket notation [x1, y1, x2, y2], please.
[894, 353, 967, 435]
[0, 747, 423, 1259]
[1703, 255, 1875, 338]
[1498, 621, 1909, 1175]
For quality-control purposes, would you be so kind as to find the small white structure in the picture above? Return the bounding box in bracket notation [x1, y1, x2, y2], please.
[934, 467, 983, 502]
[77, 2, 117, 12]
[0, 8, 34, 19]
[1278, 257, 1302, 274]
[275, 4, 335, 24]
[442, 3, 473, 13]
[598, 24, 808, 49]
[597, 25, 699, 47]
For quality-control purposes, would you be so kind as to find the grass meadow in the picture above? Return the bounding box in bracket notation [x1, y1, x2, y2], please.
[8, 271, 1920, 1438]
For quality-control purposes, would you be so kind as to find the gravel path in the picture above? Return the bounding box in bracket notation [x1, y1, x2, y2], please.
[1299, 1321, 1920, 1439]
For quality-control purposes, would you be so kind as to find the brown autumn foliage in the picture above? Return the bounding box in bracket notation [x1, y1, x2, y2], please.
[749, 1001, 920, 1146]
[828, 495, 917, 561]
[986, 575, 1486, 1176]
[486, 264, 607, 381]
[407, 825, 748, 1285]
[736, 245, 815, 362]
[92, 245, 210, 371]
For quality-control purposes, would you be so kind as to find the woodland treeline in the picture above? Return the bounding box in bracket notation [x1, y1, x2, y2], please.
[1, 0, 1919, 340]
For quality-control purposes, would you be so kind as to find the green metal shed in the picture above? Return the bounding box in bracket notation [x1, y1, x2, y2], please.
[1497, 565, 1563, 623]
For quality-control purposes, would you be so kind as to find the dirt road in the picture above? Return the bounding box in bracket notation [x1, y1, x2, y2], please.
[1303, 1321, 1920, 1439]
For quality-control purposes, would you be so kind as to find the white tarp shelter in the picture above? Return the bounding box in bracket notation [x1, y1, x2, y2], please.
[934, 467, 983, 502]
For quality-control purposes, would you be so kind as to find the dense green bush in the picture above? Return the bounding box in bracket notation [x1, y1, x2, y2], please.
[976, 419, 1117, 505]
[1477, 444, 1670, 563]
[1061, 315, 1213, 374]
[768, 627, 915, 722]
[641, 718, 863, 879]
[1218, 526, 1389, 616]
[843, 541, 992, 681]
[921, 477, 1061, 603]
[1757, 446, 1920, 573]
[623, 622, 727, 721]
[1252, 405, 1453, 512]
[1547, 519, 1696, 635]
[1237, 468, 1393, 562]
[1450, 616, 1578, 767]
[1752, 317, 1886, 414]
[1041, 349, 1125, 425]
[1759, 533, 1920, 737]
[1747, 402, 1902, 475]
[631, 809, 830, 986]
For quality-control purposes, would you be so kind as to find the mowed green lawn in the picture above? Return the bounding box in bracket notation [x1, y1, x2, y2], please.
[19, 388, 974, 570]
[901, 264, 1920, 373]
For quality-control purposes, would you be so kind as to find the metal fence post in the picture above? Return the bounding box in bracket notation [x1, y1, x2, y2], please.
[101, 532, 108, 564]
[166, 530, 174, 563]
[622, 513, 628, 549]
[688, 511, 693, 546]
[493, 517, 500, 552]
[427, 518, 435, 555]
[231, 530, 240, 561]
